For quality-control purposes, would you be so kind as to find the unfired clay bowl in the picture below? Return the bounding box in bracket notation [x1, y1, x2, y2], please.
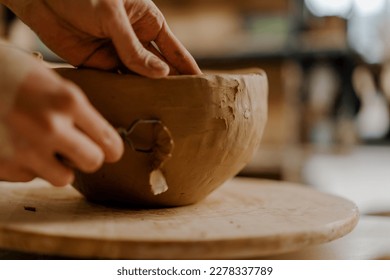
[56, 68, 268, 207]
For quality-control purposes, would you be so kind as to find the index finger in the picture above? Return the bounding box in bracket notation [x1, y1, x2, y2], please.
[74, 100, 124, 163]
[64, 83, 124, 163]
[155, 22, 202, 75]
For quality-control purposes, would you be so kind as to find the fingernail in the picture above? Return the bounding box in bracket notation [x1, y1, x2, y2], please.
[148, 56, 169, 73]
[102, 126, 124, 162]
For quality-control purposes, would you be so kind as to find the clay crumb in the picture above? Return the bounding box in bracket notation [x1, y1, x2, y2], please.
[244, 109, 251, 119]
[150, 169, 168, 195]
[24, 206, 36, 212]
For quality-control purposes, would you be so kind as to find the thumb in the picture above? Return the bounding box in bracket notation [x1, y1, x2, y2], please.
[104, 7, 169, 78]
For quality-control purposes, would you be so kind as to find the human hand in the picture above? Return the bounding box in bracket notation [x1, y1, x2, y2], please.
[0, 44, 124, 186]
[3, 0, 202, 78]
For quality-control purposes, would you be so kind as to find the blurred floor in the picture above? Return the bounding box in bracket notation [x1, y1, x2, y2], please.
[302, 145, 390, 215]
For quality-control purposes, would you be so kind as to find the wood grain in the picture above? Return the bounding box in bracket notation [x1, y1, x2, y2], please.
[0, 177, 358, 259]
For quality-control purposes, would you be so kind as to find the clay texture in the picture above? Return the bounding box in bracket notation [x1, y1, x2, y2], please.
[56, 68, 268, 207]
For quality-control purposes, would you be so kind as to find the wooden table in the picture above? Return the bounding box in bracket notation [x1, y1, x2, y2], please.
[2, 216, 389, 260]
[266, 215, 390, 260]
[0, 177, 361, 259]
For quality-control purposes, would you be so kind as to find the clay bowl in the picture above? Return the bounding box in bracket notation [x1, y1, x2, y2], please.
[56, 68, 268, 207]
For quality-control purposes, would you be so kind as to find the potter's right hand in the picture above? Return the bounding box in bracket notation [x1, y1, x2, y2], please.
[1, 0, 202, 78]
[0, 43, 124, 186]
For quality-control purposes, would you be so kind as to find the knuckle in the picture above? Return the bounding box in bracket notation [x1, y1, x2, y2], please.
[96, 0, 121, 17]
[44, 115, 59, 132]
[124, 47, 149, 69]
[128, 45, 147, 63]
[60, 82, 85, 106]
[49, 84, 81, 113]
[39, 114, 63, 141]
[32, 82, 86, 136]
[150, 6, 164, 26]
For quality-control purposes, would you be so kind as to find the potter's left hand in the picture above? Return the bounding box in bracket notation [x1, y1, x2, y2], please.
[2, 0, 201, 78]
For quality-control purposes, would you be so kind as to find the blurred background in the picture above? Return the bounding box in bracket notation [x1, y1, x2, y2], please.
[1, 0, 390, 215]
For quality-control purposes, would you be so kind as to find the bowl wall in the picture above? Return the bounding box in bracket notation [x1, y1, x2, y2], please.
[56, 68, 268, 207]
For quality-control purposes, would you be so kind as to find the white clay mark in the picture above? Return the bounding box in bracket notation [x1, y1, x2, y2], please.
[150, 169, 169, 195]
[244, 109, 251, 119]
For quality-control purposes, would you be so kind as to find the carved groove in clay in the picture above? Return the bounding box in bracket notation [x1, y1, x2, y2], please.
[117, 119, 174, 195]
